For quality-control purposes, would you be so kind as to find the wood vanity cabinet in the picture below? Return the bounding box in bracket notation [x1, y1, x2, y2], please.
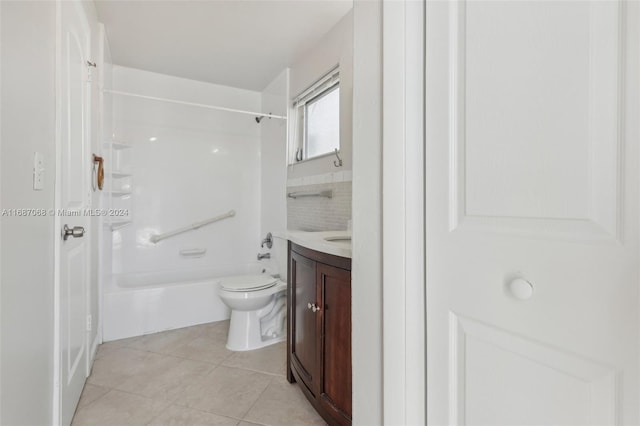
[287, 242, 352, 426]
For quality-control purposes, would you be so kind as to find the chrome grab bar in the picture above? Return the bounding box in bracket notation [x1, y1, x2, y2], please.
[287, 190, 333, 199]
[150, 210, 235, 244]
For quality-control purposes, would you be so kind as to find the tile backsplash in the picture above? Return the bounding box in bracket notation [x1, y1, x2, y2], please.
[287, 174, 352, 231]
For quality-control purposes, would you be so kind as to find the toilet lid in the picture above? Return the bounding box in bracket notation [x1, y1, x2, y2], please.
[219, 274, 278, 292]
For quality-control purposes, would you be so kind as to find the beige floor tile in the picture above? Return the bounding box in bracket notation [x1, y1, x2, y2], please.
[74, 322, 317, 426]
[71, 390, 168, 426]
[189, 320, 230, 339]
[77, 383, 110, 409]
[88, 347, 171, 389]
[116, 356, 214, 402]
[222, 342, 286, 376]
[95, 341, 126, 360]
[124, 327, 204, 354]
[114, 334, 146, 347]
[167, 335, 233, 364]
[147, 405, 239, 426]
[174, 366, 272, 419]
[243, 377, 327, 426]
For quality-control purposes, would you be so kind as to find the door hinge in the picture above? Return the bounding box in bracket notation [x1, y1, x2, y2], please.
[86, 60, 97, 83]
[86, 314, 92, 332]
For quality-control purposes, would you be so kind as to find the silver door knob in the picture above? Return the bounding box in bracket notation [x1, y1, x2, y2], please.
[62, 224, 85, 241]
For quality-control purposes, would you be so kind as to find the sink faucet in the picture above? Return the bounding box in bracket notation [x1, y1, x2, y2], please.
[257, 252, 271, 260]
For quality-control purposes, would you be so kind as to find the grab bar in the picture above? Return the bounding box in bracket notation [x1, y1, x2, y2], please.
[150, 210, 235, 244]
[287, 190, 333, 199]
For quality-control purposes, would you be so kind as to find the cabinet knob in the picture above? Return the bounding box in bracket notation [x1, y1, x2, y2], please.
[307, 302, 321, 313]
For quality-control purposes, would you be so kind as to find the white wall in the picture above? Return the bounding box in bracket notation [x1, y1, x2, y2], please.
[0, 2, 57, 424]
[110, 66, 263, 276]
[288, 10, 353, 179]
[260, 69, 289, 278]
[351, 1, 382, 424]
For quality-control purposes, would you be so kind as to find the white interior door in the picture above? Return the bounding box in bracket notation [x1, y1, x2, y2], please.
[56, 1, 91, 424]
[425, 1, 639, 424]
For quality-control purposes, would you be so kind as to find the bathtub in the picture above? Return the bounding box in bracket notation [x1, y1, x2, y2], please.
[103, 263, 274, 341]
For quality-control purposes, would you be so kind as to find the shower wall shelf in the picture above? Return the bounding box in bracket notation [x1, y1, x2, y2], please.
[104, 140, 133, 150]
[110, 171, 132, 178]
[103, 138, 134, 231]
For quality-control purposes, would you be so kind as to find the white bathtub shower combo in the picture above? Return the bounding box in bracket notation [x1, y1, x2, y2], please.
[102, 65, 289, 348]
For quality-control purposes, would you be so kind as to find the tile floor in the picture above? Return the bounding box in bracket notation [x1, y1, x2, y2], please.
[72, 320, 326, 426]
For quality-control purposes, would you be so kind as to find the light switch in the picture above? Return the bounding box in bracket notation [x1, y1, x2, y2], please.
[33, 152, 44, 190]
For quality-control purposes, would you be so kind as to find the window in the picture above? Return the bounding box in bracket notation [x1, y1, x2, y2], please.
[291, 68, 340, 163]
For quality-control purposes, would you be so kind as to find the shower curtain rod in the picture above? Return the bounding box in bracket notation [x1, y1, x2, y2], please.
[103, 89, 287, 120]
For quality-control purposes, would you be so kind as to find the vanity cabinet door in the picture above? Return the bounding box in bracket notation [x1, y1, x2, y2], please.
[290, 250, 319, 396]
[288, 242, 352, 426]
[317, 263, 352, 425]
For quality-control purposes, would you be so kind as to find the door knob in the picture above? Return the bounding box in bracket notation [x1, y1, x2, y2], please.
[508, 277, 534, 300]
[62, 224, 85, 241]
[307, 302, 321, 313]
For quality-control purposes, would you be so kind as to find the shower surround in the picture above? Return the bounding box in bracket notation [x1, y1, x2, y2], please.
[103, 66, 285, 340]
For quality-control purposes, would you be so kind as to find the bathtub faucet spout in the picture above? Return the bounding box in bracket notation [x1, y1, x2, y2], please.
[257, 252, 271, 260]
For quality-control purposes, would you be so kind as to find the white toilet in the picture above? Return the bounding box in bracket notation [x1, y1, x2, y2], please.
[218, 274, 287, 351]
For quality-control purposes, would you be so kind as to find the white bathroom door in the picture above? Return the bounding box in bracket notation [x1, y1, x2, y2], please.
[56, 1, 91, 424]
[425, 1, 639, 425]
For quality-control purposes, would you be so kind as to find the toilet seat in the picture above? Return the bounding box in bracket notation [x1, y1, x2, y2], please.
[219, 274, 277, 292]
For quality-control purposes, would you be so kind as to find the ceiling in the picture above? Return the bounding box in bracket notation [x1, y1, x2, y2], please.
[95, 0, 353, 91]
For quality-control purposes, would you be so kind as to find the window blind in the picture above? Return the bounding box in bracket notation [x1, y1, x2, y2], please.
[292, 66, 340, 107]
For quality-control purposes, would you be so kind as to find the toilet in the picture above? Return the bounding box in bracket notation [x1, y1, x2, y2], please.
[218, 274, 287, 351]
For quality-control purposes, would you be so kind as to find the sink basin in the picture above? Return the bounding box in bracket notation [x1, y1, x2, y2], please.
[324, 236, 352, 242]
[285, 230, 352, 258]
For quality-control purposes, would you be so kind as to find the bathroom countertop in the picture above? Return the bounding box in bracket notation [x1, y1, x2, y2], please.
[279, 230, 352, 259]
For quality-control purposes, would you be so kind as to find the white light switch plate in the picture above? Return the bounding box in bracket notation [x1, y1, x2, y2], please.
[33, 152, 44, 190]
